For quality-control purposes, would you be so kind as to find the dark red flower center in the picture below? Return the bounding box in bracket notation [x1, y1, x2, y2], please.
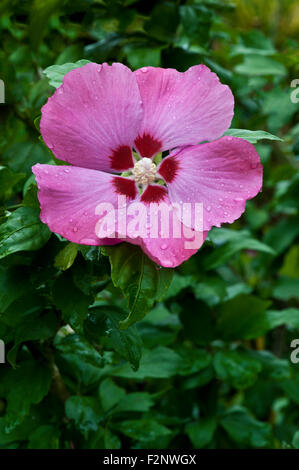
[112, 176, 137, 199]
[110, 145, 134, 171]
[134, 133, 162, 158]
[158, 156, 179, 183]
[140, 185, 168, 204]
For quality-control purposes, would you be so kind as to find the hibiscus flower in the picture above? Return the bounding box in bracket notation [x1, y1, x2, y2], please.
[32, 62, 262, 267]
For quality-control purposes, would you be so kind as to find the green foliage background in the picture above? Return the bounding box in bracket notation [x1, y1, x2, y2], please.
[0, 0, 299, 449]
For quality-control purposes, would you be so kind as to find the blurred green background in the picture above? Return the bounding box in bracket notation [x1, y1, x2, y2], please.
[0, 0, 299, 450]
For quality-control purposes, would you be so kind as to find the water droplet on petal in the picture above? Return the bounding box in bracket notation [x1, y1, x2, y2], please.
[163, 259, 173, 267]
[80, 238, 94, 244]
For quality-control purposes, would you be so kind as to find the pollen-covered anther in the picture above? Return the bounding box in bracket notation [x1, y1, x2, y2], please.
[132, 157, 157, 185]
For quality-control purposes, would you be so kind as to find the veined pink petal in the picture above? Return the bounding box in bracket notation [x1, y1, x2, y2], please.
[110, 189, 207, 268]
[32, 163, 137, 245]
[134, 65, 234, 157]
[159, 136, 263, 232]
[41, 63, 143, 172]
[139, 221, 208, 268]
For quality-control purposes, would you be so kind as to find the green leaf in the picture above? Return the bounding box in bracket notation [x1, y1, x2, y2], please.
[137, 304, 180, 348]
[124, 46, 161, 69]
[0, 166, 24, 202]
[272, 277, 299, 301]
[182, 365, 214, 390]
[280, 245, 299, 278]
[224, 129, 283, 143]
[104, 244, 173, 329]
[52, 272, 93, 330]
[234, 55, 287, 76]
[114, 419, 171, 442]
[113, 392, 154, 414]
[54, 243, 78, 271]
[44, 60, 91, 88]
[179, 4, 213, 45]
[0, 292, 44, 327]
[185, 417, 217, 448]
[55, 334, 104, 386]
[164, 273, 193, 299]
[204, 231, 275, 270]
[292, 431, 299, 449]
[0, 266, 31, 312]
[7, 312, 58, 366]
[0, 410, 45, 447]
[28, 425, 60, 449]
[193, 277, 227, 307]
[22, 184, 40, 209]
[100, 379, 154, 414]
[0, 360, 51, 432]
[205, 228, 275, 267]
[248, 350, 291, 381]
[99, 378, 126, 412]
[216, 295, 271, 340]
[104, 428, 121, 449]
[280, 369, 299, 405]
[266, 308, 299, 330]
[0, 207, 51, 259]
[263, 217, 299, 255]
[65, 396, 102, 435]
[85, 306, 142, 370]
[220, 406, 271, 447]
[213, 350, 262, 389]
[237, 30, 275, 52]
[29, 0, 62, 51]
[101, 346, 184, 380]
[262, 87, 298, 133]
[178, 346, 212, 376]
[144, 2, 179, 42]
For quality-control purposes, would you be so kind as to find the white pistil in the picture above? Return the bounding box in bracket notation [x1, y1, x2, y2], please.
[132, 157, 157, 185]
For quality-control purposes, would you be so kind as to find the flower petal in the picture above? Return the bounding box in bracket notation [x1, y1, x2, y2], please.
[139, 221, 207, 268]
[134, 65, 234, 157]
[41, 63, 143, 172]
[111, 189, 207, 267]
[32, 163, 137, 245]
[159, 136, 263, 232]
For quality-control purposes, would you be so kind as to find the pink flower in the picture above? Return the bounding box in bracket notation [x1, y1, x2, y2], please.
[32, 63, 262, 268]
